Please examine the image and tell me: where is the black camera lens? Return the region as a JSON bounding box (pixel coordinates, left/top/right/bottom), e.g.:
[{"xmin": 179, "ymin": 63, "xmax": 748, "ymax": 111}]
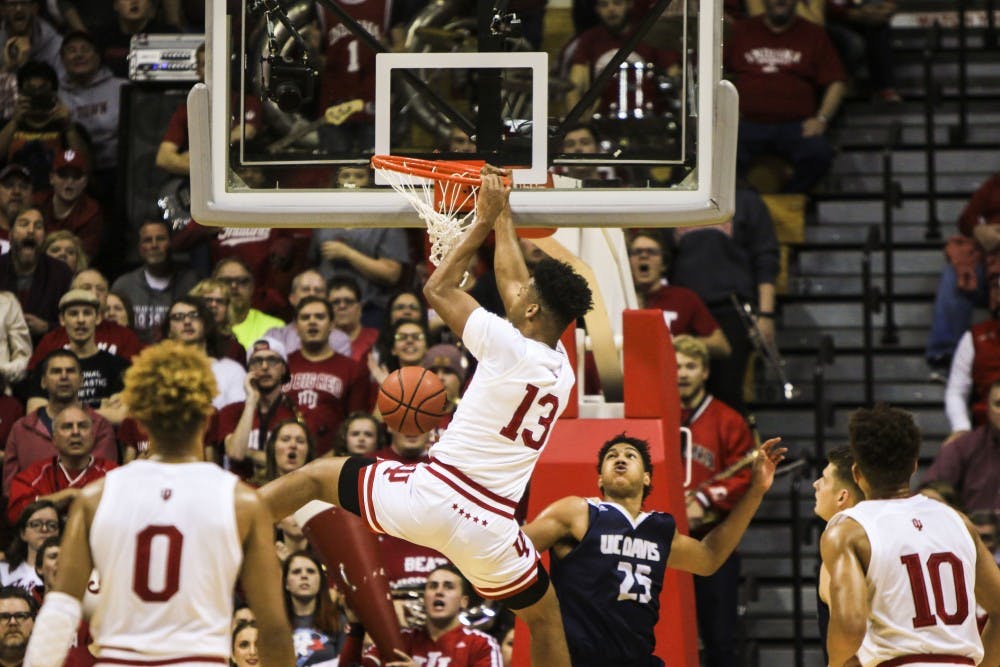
[{"xmin": 272, "ymin": 81, "xmax": 303, "ymax": 113}]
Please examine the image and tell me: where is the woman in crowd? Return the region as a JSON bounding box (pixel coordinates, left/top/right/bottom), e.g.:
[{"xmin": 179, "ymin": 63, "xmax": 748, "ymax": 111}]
[
  {"xmin": 104, "ymin": 291, "xmax": 135, "ymax": 328},
  {"xmin": 190, "ymin": 278, "xmax": 246, "ymax": 364},
  {"xmin": 283, "ymin": 550, "xmax": 344, "ymax": 666},
  {"xmin": 42, "ymin": 230, "xmax": 88, "ymax": 274},
  {"xmin": 333, "ymin": 411, "xmax": 382, "ymax": 456},
  {"xmin": 0, "ymin": 501, "xmax": 60, "ymax": 590},
  {"xmin": 230, "ymin": 619, "xmax": 259, "ymax": 667},
  {"xmin": 260, "ymin": 418, "xmax": 314, "ymax": 485}
]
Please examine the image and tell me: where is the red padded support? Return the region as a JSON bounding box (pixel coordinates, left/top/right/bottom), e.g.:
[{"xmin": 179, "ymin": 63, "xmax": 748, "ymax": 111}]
[{"xmin": 511, "ymin": 310, "xmax": 698, "ymax": 667}]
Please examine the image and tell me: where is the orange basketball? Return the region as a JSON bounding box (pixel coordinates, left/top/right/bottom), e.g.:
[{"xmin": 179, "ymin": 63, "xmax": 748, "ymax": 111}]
[{"xmin": 377, "ymin": 366, "xmax": 449, "ymax": 436}]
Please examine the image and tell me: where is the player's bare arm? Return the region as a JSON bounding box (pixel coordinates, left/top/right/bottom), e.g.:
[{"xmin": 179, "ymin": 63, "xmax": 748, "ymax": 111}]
[
  {"xmin": 667, "ymin": 438, "xmax": 785, "ymax": 576},
  {"xmin": 820, "ymin": 514, "xmax": 870, "ymax": 667},
  {"xmin": 964, "ymin": 513, "xmax": 1000, "ymax": 666},
  {"xmin": 257, "ymin": 457, "xmax": 347, "ymax": 522},
  {"xmin": 523, "ymin": 495, "xmax": 590, "ymax": 557},
  {"xmin": 235, "ymin": 483, "xmax": 296, "ymax": 667},
  {"xmin": 422, "ymin": 167, "xmax": 505, "ymax": 337},
  {"xmin": 483, "ymin": 165, "xmax": 532, "ymax": 313}
]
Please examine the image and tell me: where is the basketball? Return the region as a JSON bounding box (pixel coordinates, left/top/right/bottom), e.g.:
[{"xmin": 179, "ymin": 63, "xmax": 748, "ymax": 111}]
[{"xmin": 377, "ymin": 366, "xmax": 449, "ymax": 436}]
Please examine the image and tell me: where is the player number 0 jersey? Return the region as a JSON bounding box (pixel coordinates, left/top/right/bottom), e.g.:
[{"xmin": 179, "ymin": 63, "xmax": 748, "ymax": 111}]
[{"xmin": 88, "ymin": 461, "xmax": 243, "ymax": 662}]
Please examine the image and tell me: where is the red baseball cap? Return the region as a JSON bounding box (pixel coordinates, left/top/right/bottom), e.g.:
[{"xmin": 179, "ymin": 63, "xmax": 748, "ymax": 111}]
[{"xmin": 52, "ymin": 149, "xmax": 86, "ymax": 173}]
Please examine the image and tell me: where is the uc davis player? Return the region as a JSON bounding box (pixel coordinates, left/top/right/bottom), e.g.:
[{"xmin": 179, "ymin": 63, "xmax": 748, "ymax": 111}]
[{"xmin": 524, "ymin": 433, "xmax": 785, "ymax": 667}]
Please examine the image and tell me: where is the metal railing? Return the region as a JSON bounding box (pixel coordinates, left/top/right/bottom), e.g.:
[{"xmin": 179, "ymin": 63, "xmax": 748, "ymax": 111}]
[
  {"xmin": 881, "ymin": 123, "xmax": 903, "ymax": 345},
  {"xmin": 862, "ymin": 225, "xmax": 883, "ymax": 407},
  {"xmin": 922, "ymin": 23, "xmax": 942, "ymax": 241}
]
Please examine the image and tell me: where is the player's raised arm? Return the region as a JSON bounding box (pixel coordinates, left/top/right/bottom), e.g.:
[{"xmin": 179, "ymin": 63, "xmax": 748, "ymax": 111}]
[
  {"xmin": 820, "ymin": 514, "xmax": 869, "ymax": 666},
  {"xmin": 523, "ymin": 496, "xmax": 590, "ymax": 553},
  {"xmin": 667, "ymin": 438, "xmax": 785, "ymax": 576},
  {"xmin": 486, "ymin": 166, "xmax": 531, "ymax": 314},
  {"xmin": 24, "ymin": 482, "xmax": 101, "ymax": 667},
  {"xmin": 235, "ymin": 484, "xmax": 296, "ymax": 667},
  {"xmin": 423, "ymin": 167, "xmax": 507, "ymax": 338}
]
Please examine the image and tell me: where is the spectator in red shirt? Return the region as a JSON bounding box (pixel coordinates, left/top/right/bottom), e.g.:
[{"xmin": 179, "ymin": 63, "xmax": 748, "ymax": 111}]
[
  {"xmin": 219, "ymin": 337, "xmax": 300, "ymax": 481},
  {"xmin": 28, "ymin": 268, "xmax": 143, "ymax": 370},
  {"xmin": 35, "ymin": 148, "xmax": 101, "ymax": 259},
  {"xmin": 374, "ymin": 427, "xmax": 431, "ymax": 465},
  {"xmin": 261, "ymin": 418, "xmax": 314, "ymax": 486},
  {"xmin": 7, "ymin": 404, "xmax": 116, "ymax": 523},
  {"xmin": 329, "ymin": 276, "xmax": 379, "ymax": 364},
  {"xmin": 725, "ymin": 0, "xmax": 847, "ymax": 193},
  {"xmin": 342, "ymin": 564, "xmax": 502, "ymax": 667},
  {"xmin": 3, "ymin": 349, "xmax": 118, "ymax": 496},
  {"xmin": 629, "ymin": 232, "xmax": 730, "ymax": 358},
  {"xmin": 674, "ymin": 335, "xmax": 754, "ymax": 667},
  {"xmin": 565, "ymin": 0, "xmax": 680, "ymax": 118},
  {"xmin": 285, "ymin": 296, "xmax": 369, "ymax": 456}
]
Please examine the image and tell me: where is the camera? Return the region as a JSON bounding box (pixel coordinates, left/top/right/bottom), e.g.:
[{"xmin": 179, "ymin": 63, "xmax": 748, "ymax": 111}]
[{"xmin": 262, "ymin": 55, "xmax": 317, "ymax": 113}]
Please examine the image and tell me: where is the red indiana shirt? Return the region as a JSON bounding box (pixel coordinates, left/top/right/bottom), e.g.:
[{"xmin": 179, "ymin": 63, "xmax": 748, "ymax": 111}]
[
  {"xmin": 7, "ymin": 455, "xmax": 116, "ymax": 523},
  {"xmin": 118, "ymin": 414, "xmax": 217, "ymax": 461},
  {"xmin": 285, "ymin": 351, "xmax": 370, "ymax": 455},
  {"xmin": 644, "ymin": 283, "xmax": 720, "ymax": 337},
  {"xmin": 377, "ymin": 533, "xmax": 450, "ymax": 592},
  {"xmin": 35, "ymin": 190, "xmax": 104, "ymax": 260},
  {"xmin": 681, "ymin": 395, "xmax": 754, "ymax": 522},
  {"xmin": 356, "ymin": 624, "xmax": 502, "ymax": 667},
  {"xmin": 213, "ymin": 396, "xmax": 299, "ymax": 480},
  {"xmin": 724, "ymin": 15, "xmax": 846, "ymax": 123},
  {"xmin": 317, "ymin": 0, "xmax": 393, "ymax": 122}
]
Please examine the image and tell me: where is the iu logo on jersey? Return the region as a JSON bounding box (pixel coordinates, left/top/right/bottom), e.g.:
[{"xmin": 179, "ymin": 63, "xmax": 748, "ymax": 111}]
[
  {"xmin": 162, "ymin": 489, "xmax": 172, "ymax": 501},
  {"xmin": 912, "ymin": 518, "xmax": 923, "ymax": 531}
]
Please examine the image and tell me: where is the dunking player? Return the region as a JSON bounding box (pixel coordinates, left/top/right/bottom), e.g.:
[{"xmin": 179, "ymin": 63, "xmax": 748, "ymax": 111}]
[
  {"xmin": 24, "ymin": 341, "xmax": 294, "ymax": 667},
  {"xmin": 260, "ymin": 166, "xmax": 593, "ymax": 666},
  {"xmin": 523, "ymin": 433, "xmax": 785, "ymax": 666},
  {"xmin": 823, "ymin": 403, "xmax": 1000, "ymax": 667}
]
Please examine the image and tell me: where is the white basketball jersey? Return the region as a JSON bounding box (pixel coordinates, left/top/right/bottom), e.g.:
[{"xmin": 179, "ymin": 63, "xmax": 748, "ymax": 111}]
[
  {"xmin": 429, "ymin": 308, "xmax": 575, "ymax": 500},
  {"xmin": 89, "ymin": 461, "xmax": 243, "ymax": 662},
  {"xmin": 840, "ymin": 494, "xmax": 983, "ymax": 667}
]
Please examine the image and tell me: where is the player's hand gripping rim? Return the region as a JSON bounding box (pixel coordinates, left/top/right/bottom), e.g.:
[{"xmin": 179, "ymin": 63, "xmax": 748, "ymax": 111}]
[{"xmin": 476, "ymin": 165, "xmax": 512, "ymax": 226}]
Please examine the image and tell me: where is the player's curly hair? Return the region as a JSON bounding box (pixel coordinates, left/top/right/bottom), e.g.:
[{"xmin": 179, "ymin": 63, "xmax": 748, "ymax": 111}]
[
  {"xmin": 848, "ymin": 403, "xmax": 921, "ymax": 492},
  {"xmin": 532, "ymin": 258, "xmax": 593, "ymax": 332},
  {"xmin": 597, "ymin": 433, "xmax": 654, "ymax": 499},
  {"xmin": 121, "ymin": 340, "xmax": 217, "ymax": 450}
]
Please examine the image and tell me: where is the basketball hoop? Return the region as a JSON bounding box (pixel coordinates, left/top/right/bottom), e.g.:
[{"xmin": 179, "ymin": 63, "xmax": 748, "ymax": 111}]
[{"xmin": 371, "ymin": 155, "xmax": 492, "ymax": 268}]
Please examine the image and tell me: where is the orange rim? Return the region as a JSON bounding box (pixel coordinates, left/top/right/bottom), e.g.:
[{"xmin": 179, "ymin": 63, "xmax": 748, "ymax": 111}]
[{"xmin": 371, "ymin": 155, "xmax": 485, "ymax": 187}]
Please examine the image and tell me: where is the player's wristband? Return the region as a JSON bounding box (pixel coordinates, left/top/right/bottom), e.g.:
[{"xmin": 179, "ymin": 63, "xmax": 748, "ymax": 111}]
[{"xmin": 24, "ymin": 591, "xmax": 81, "ymax": 667}]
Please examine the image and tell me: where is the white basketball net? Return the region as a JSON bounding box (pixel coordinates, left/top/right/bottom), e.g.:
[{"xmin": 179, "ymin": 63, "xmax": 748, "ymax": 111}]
[{"xmin": 374, "ymin": 167, "xmax": 479, "ymax": 267}]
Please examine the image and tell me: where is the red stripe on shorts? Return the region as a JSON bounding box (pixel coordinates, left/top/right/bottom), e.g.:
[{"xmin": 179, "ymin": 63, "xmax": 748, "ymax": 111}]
[
  {"xmin": 429, "ymin": 459, "xmax": 519, "ymax": 512},
  {"xmin": 361, "ymin": 463, "xmax": 386, "ymax": 534},
  {"xmin": 96, "ymin": 656, "xmax": 226, "ymax": 665},
  {"xmin": 426, "ymin": 464, "xmax": 516, "ymax": 519},
  {"xmin": 878, "ymin": 656, "xmax": 976, "ymax": 666}
]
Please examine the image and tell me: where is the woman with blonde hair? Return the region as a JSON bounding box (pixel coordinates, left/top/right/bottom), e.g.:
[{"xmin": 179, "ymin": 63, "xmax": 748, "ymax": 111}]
[{"xmin": 42, "ymin": 230, "xmax": 88, "ymax": 274}]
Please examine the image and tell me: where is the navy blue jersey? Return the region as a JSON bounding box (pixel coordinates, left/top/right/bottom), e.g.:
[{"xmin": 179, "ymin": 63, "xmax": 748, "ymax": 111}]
[{"xmin": 551, "ymin": 500, "xmax": 676, "ymax": 667}]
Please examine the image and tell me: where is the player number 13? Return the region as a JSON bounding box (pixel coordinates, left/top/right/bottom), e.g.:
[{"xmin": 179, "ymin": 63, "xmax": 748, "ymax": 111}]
[{"xmin": 499, "ymin": 384, "xmax": 560, "ymax": 450}]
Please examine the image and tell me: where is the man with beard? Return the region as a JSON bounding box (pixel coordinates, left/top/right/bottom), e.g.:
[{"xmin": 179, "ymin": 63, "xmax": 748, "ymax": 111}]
[
  {"xmin": 7, "ymin": 404, "xmax": 116, "ymax": 523},
  {"xmin": 566, "ymin": 0, "xmax": 680, "ymax": 117},
  {"xmin": 0, "ymin": 207, "xmax": 72, "ymax": 339},
  {"xmin": 36, "ymin": 149, "xmax": 102, "ymax": 261},
  {"xmin": 673, "ymin": 335, "xmax": 755, "ymax": 667},
  {"xmin": 0, "ymin": 586, "xmax": 35, "ymax": 667},
  {"xmin": 218, "ymin": 337, "xmax": 299, "ymax": 481},
  {"xmin": 24, "ymin": 290, "xmax": 129, "ymax": 417},
  {"xmin": 725, "ymin": 0, "xmax": 847, "ymax": 193},
  {"xmin": 3, "ymin": 349, "xmax": 118, "ymax": 496},
  {"xmin": 0, "ymin": 163, "xmax": 32, "ymax": 252},
  {"xmin": 0, "ymin": 0, "xmax": 62, "ymax": 73},
  {"xmin": 111, "ymin": 219, "xmax": 198, "ymax": 342},
  {"xmin": 285, "ymin": 296, "xmax": 368, "ymax": 456}
]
